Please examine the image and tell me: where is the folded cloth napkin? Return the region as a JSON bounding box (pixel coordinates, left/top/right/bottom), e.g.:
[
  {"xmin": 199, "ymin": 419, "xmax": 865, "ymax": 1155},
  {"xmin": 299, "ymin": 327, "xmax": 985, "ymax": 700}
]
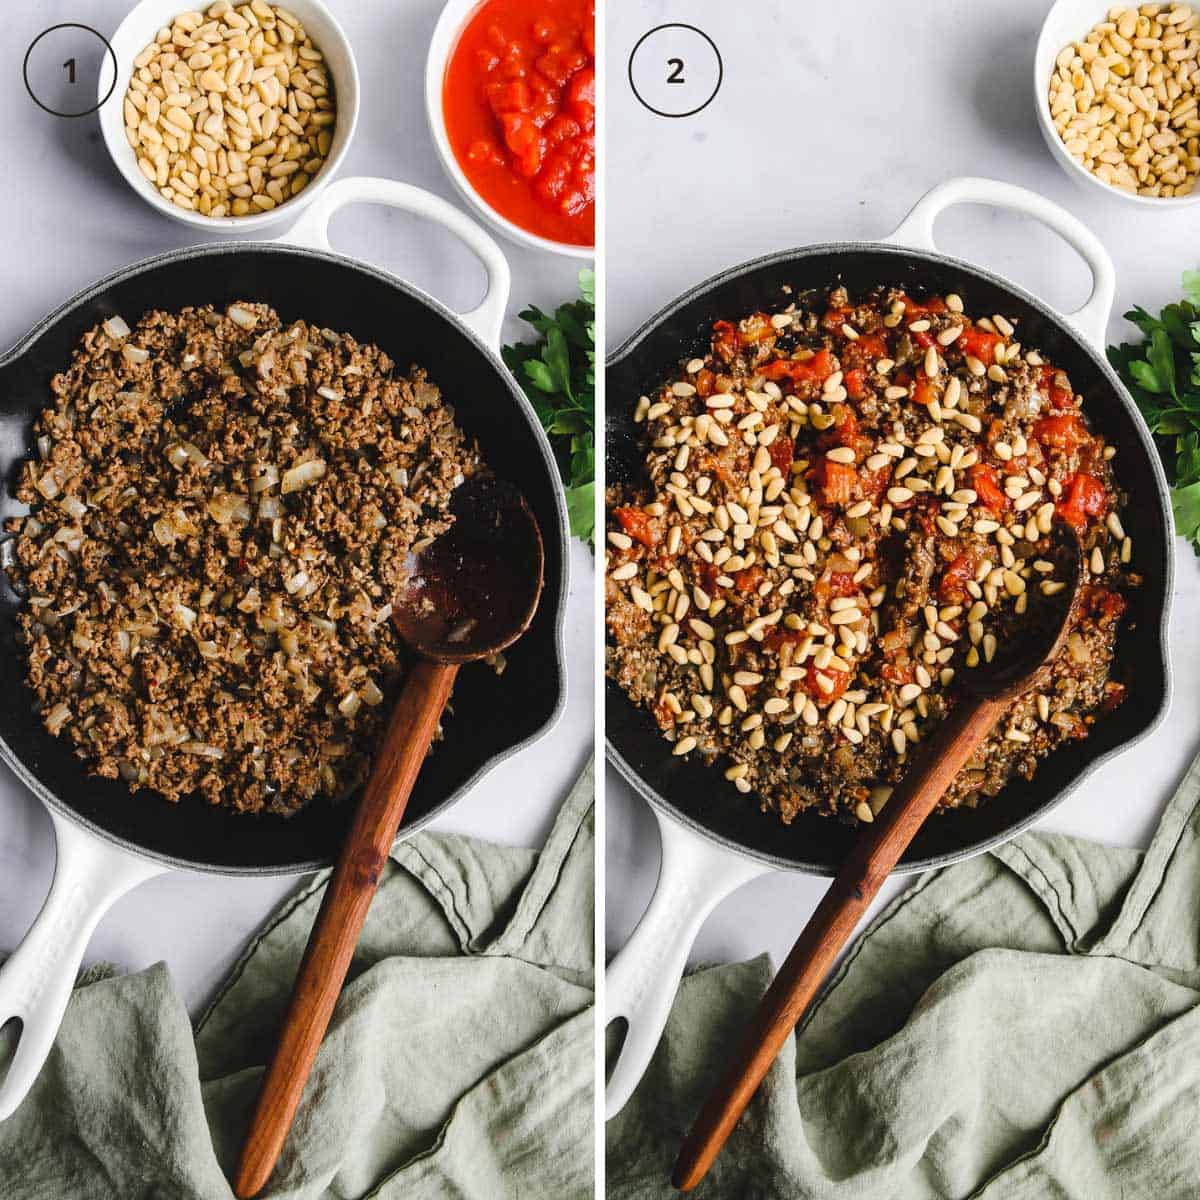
[
  {"xmin": 608, "ymin": 752, "xmax": 1200, "ymax": 1199},
  {"xmin": 0, "ymin": 763, "xmax": 594, "ymax": 1200}
]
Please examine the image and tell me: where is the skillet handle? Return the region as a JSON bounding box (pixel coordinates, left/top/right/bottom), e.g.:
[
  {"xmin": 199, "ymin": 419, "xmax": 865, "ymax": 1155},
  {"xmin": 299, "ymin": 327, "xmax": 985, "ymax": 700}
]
[
  {"xmin": 883, "ymin": 176, "xmax": 1116, "ymax": 351},
  {"xmin": 605, "ymin": 807, "xmax": 771, "ymax": 1120},
  {"xmin": 275, "ymin": 176, "xmax": 512, "ymax": 350},
  {"xmin": 0, "ymin": 811, "xmax": 164, "ymax": 1121}
]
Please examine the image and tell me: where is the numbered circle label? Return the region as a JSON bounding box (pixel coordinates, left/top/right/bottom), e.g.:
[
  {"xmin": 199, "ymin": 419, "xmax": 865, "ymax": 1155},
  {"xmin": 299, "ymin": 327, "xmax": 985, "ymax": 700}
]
[
  {"xmin": 24, "ymin": 24, "xmax": 117, "ymax": 118},
  {"xmin": 628, "ymin": 24, "xmax": 722, "ymax": 118}
]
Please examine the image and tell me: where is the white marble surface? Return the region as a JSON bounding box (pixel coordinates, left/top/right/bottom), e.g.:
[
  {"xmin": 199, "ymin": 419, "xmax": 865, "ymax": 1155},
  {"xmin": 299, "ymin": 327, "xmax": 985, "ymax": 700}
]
[
  {"xmin": 605, "ymin": 0, "xmax": 1200, "ymax": 972},
  {"xmin": 0, "ymin": 0, "xmax": 593, "ymax": 1013}
]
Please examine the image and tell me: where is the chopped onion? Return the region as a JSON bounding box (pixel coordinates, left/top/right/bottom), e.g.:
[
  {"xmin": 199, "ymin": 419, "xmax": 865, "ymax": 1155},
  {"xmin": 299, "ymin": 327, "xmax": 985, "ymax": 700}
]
[
  {"xmin": 338, "ymin": 690, "xmax": 361, "ymax": 718},
  {"xmin": 256, "ymin": 351, "xmax": 276, "ymax": 379},
  {"xmin": 37, "ymin": 436, "xmax": 51, "ymax": 460},
  {"xmin": 281, "ymin": 458, "xmax": 326, "ymax": 494},
  {"xmin": 122, "ymin": 344, "xmax": 149, "ymax": 365},
  {"xmin": 227, "ymin": 305, "xmax": 258, "ymax": 330},
  {"xmin": 371, "ymin": 603, "xmax": 392, "ymax": 627},
  {"xmin": 181, "ymin": 742, "xmax": 224, "ymax": 759},
  {"xmin": 207, "ymin": 494, "xmax": 251, "ymax": 525},
  {"xmin": 45, "ymin": 702, "xmax": 72, "ymax": 735},
  {"xmin": 257, "ymin": 496, "xmax": 282, "ymax": 520},
  {"xmin": 316, "ymin": 386, "xmax": 343, "ymax": 401},
  {"xmin": 35, "ymin": 469, "xmax": 61, "ymax": 500},
  {"xmin": 361, "ymin": 679, "xmax": 383, "ymax": 706},
  {"xmin": 196, "ymin": 640, "xmax": 219, "ymax": 659},
  {"xmin": 174, "ymin": 604, "xmax": 197, "ymax": 629},
  {"xmin": 237, "ymin": 587, "xmax": 261, "ymax": 613},
  {"xmin": 165, "ymin": 442, "xmax": 190, "ymax": 469},
  {"xmin": 388, "ymin": 466, "xmax": 409, "ymax": 488},
  {"xmin": 278, "ymin": 629, "xmax": 300, "ymax": 657},
  {"xmin": 250, "ymin": 465, "xmax": 280, "ymax": 494},
  {"xmin": 283, "ymin": 569, "xmax": 308, "ymax": 595},
  {"xmin": 60, "ymin": 495, "xmax": 87, "ymax": 521},
  {"xmin": 103, "ymin": 315, "xmax": 130, "ymax": 340}
]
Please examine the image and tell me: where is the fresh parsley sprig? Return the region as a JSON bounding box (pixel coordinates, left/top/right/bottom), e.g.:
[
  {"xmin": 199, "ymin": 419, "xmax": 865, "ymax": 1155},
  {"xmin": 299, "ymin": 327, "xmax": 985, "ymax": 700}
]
[
  {"xmin": 502, "ymin": 268, "xmax": 595, "ymax": 544},
  {"xmin": 1108, "ymin": 269, "xmax": 1200, "ymax": 553}
]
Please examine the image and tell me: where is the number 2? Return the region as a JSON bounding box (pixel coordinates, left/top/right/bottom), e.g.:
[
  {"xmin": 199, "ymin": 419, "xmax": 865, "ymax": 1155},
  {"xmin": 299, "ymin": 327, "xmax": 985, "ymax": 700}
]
[
  {"xmin": 62, "ymin": 57, "xmax": 76, "ymax": 84},
  {"xmin": 667, "ymin": 57, "xmax": 684, "ymax": 84}
]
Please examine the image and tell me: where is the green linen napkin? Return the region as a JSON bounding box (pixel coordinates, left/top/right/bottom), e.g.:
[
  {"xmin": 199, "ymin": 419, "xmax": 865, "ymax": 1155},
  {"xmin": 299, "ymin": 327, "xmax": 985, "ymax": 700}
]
[
  {"xmin": 608, "ymin": 753, "xmax": 1200, "ymax": 1199},
  {"xmin": 0, "ymin": 763, "xmax": 594, "ymax": 1200}
]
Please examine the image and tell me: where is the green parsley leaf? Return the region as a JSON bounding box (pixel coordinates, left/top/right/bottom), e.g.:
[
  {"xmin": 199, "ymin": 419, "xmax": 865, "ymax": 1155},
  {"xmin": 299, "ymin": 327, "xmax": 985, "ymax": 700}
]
[
  {"xmin": 503, "ymin": 268, "xmax": 596, "ymax": 545},
  {"xmin": 1110, "ymin": 269, "xmax": 1200, "ymax": 555}
]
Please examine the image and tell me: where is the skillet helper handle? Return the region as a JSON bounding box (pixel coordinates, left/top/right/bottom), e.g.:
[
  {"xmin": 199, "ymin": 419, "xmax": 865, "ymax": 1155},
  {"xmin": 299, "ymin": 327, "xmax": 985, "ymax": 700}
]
[
  {"xmin": 605, "ymin": 808, "xmax": 772, "ymax": 1121},
  {"xmin": 883, "ymin": 175, "xmax": 1116, "ymax": 350},
  {"xmin": 234, "ymin": 658, "xmax": 458, "ymax": 1199},
  {"xmin": 0, "ymin": 813, "xmax": 164, "ymax": 1121},
  {"xmin": 672, "ymin": 692, "xmax": 1009, "ymax": 1192},
  {"xmin": 275, "ymin": 175, "xmax": 512, "ymax": 349}
]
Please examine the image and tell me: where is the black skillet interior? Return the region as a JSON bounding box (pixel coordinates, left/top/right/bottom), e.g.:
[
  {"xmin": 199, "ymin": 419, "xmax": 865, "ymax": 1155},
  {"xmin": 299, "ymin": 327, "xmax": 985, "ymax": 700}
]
[
  {"xmin": 0, "ymin": 244, "xmax": 566, "ymax": 875},
  {"xmin": 606, "ymin": 245, "xmax": 1172, "ymax": 876}
]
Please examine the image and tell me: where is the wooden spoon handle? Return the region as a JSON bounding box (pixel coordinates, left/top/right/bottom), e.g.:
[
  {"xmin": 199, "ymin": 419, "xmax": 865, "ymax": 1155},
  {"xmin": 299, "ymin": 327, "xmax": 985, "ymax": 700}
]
[
  {"xmin": 233, "ymin": 658, "xmax": 459, "ymax": 1199},
  {"xmin": 672, "ymin": 692, "xmax": 1008, "ymax": 1192}
]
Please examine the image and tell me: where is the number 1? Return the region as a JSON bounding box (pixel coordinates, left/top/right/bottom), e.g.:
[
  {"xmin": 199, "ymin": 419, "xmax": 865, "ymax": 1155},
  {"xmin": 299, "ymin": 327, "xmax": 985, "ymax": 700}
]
[{"xmin": 62, "ymin": 58, "xmax": 76, "ymax": 84}]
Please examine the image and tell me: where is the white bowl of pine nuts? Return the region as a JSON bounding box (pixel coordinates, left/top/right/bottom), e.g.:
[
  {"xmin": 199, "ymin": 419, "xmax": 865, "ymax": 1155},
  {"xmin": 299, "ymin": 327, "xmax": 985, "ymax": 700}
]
[
  {"xmin": 1036, "ymin": 0, "xmax": 1200, "ymax": 204},
  {"xmin": 100, "ymin": 0, "xmax": 358, "ymax": 229}
]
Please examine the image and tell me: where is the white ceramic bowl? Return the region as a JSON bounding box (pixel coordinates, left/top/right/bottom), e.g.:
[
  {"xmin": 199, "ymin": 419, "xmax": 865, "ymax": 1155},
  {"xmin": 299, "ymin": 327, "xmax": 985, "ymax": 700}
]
[
  {"xmin": 425, "ymin": 0, "xmax": 593, "ymax": 259},
  {"xmin": 99, "ymin": 0, "xmax": 359, "ymax": 231},
  {"xmin": 1035, "ymin": 0, "xmax": 1200, "ymax": 207}
]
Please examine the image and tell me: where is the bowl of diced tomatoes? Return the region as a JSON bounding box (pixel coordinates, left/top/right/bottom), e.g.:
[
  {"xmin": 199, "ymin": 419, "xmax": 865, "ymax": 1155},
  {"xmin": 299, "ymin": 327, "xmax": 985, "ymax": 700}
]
[{"xmin": 426, "ymin": 0, "xmax": 595, "ymax": 257}]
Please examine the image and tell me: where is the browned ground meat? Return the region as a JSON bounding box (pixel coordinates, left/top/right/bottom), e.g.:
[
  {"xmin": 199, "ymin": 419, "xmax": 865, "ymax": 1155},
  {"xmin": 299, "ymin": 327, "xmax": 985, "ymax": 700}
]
[
  {"xmin": 9, "ymin": 302, "xmax": 482, "ymax": 815},
  {"xmin": 606, "ymin": 286, "xmax": 1136, "ymax": 826}
]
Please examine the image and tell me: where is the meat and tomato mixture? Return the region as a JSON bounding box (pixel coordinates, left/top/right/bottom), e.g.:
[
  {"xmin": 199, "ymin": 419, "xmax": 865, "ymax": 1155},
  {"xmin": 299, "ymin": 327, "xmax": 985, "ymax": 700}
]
[
  {"xmin": 9, "ymin": 303, "xmax": 481, "ymax": 815},
  {"xmin": 605, "ymin": 287, "xmax": 1135, "ymax": 825}
]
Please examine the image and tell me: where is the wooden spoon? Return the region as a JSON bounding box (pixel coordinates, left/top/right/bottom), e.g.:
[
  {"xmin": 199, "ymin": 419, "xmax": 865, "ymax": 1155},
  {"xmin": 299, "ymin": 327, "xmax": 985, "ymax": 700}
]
[
  {"xmin": 672, "ymin": 524, "xmax": 1085, "ymax": 1192},
  {"xmin": 234, "ymin": 477, "xmax": 544, "ymax": 1199}
]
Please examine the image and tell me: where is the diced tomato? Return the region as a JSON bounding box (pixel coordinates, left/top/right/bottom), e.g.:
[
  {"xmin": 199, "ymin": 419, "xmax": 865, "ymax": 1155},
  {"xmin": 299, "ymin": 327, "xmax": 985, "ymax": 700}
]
[
  {"xmin": 841, "ymin": 334, "xmax": 888, "ymax": 368},
  {"xmin": 733, "ymin": 565, "xmax": 765, "ymax": 594},
  {"xmin": 911, "ymin": 328, "xmax": 935, "ymax": 349},
  {"xmin": 1056, "ymin": 472, "xmax": 1106, "ymax": 528},
  {"xmin": 805, "ymin": 664, "xmax": 850, "ymax": 705},
  {"xmin": 912, "ymin": 374, "xmax": 937, "ymax": 407},
  {"xmin": 814, "ymin": 571, "xmax": 860, "ymax": 601},
  {"xmin": 958, "ymin": 326, "xmax": 1003, "ymax": 367},
  {"xmin": 1034, "ymin": 413, "xmax": 1090, "ymax": 451},
  {"xmin": 829, "ymin": 404, "xmax": 860, "ymax": 450},
  {"xmin": 881, "ymin": 657, "xmax": 916, "ymax": 686},
  {"xmin": 768, "ymin": 436, "xmax": 794, "ymax": 474},
  {"xmin": 1099, "ymin": 679, "xmax": 1127, "ymax": 715},
  {"xmin": 939, "ymin": 550, "xmax": 976, "ymax": 604},
  {"xmin": 566, "ymin": 66, "xmax": 594, "ymax": 115},
  {"xmin": 844, "ymin": 367, "xmax": 867, "ymax": 399},
  {"xmin": 487, "ymin": 80, "xmax": 531, "ymax": 113},
  {"xmin": 861, "ymin": 467, "xmax": 890, "ymax": 503},
  {"xmin": 739, "ymin": 312, "xmax": 775, "ymax": 345},
  {"xmin": 814, "ymin": 459, "xmax": 858, "ymax": 506},
  {"xmin": 712, "ymin": 320, "xmax": 740, "ymax": 362},
  {"xmin": 613, "ymin": 506, "xmax": 659, "ymax": 548},
  {"xmin": 760, "ymin": 348, "xmax": 835, "ymax": 385},
  {"xmin": 898, "ymin": 293, "xmax": 947, "ymax": 321},
  {"xmin": 1039, "ymin": 365, "xmax": 1075, "ymax": 410},
  {"xmin": 821, "ymin": 305, "xmax": 854, "ymax": 333},
  {"xmin": 970, "ymin": 463, "xmax": 1007, "ymax": 514}
]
